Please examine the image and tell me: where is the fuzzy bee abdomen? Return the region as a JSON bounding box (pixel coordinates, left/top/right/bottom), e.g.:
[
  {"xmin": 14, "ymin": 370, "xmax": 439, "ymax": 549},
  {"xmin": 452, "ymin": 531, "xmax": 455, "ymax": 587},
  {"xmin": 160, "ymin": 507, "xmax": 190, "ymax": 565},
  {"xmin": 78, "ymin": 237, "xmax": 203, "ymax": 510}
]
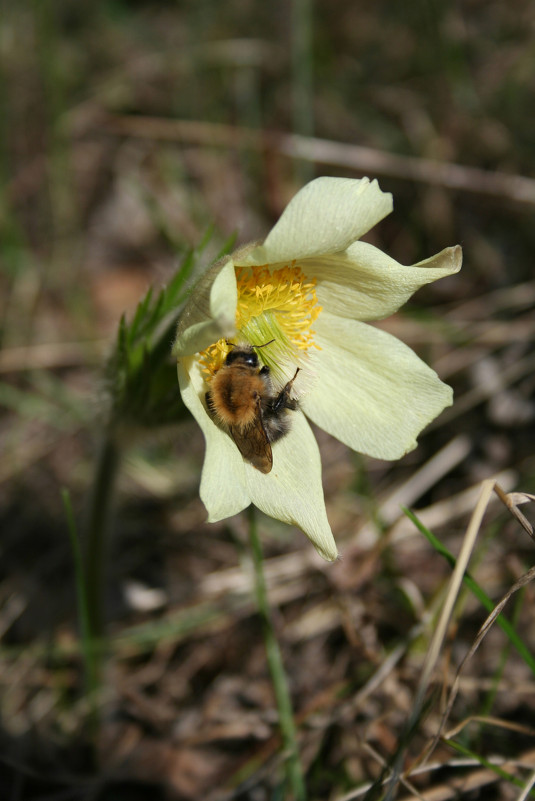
[{"xmin": 210, "ymin": 368, "xmax": 265, "ymax": 428}]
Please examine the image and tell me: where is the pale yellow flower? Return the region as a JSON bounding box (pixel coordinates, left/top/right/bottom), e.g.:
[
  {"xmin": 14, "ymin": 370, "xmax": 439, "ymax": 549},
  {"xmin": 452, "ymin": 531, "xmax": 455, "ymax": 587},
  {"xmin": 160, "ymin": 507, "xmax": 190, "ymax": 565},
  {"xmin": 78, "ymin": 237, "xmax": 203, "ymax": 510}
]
[{"xmin": 173, "ymin": 177, "xmax": 462, "ymax": 561}]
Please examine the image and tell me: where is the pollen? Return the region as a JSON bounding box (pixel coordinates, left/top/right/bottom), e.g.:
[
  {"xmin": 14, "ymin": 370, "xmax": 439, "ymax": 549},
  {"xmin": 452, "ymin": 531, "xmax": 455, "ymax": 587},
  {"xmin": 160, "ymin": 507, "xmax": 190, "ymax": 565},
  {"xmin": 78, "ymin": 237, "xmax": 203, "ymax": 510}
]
[
  {"xmin": 199, "ymin": 338, "xmax": 233, "ymax": 378},
  {"xmin": 200, "ymin": 262, "xmax": 322, "ymax": 380}
]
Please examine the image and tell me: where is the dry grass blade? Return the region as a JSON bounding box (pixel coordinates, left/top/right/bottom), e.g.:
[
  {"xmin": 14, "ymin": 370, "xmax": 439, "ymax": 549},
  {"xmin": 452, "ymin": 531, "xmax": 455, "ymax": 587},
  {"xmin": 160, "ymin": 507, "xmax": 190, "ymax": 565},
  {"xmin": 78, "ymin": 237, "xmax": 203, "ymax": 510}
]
[
  {"xmin": 495, "ymin": 485, "xmax": 535, "ymax": 541},
  {"xmin": 361, "ymin": 742, "xmax": 427, "ymax": 801},
  {"xmin": 517, "ymin": 769, "xmax": 535, "ymax": 801},
  {"xmin": 416, "ymin": 479, "xmax": 535, "ymax": 765},
  {"xmin": 508, "ymin": 493, "xmax": 535, "ymax": 506},
  {"xmin": 353, "ymin": 436, "xmax": 474, "ymax": 549},
  {"xmin": 398, "ymin": 750, "xmax": 535, "ymax": 801},
  {"xmin": 390, "ymin": 470, "xmax": 516, "ymax": 543},
  {"xmin": 378, "ymin": 436, "xmax": 471, "ymax": 526},
  {"xmin": 338, "ymin": 750, "xmax": 535, "ymax": 801},
  {"xmin": 381, "ymin": 480, "xmax": 497, "ymax": 800},
  {"xmin": 444, "ymin": 714, "xmax": 535, "ymax": 741},
  {"xmin": 416, "ymin": 480, "xmax": 496, "ymax": 710},
  {"xmin": 434, "ymin": 563, "xmax": 535, "ymax": 750},
  {"xmin": 438, "ymin": 351, "xmax": 535, "ymax": 426}
]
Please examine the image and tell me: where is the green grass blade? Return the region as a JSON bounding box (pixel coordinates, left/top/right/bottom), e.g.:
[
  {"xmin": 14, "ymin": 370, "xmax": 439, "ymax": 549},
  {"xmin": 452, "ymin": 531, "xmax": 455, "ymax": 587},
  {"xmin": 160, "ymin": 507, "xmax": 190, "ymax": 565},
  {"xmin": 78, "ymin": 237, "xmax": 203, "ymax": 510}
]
[{"xmin": 445, "ymin": 738, "xmax": 535, "ymax": 796}]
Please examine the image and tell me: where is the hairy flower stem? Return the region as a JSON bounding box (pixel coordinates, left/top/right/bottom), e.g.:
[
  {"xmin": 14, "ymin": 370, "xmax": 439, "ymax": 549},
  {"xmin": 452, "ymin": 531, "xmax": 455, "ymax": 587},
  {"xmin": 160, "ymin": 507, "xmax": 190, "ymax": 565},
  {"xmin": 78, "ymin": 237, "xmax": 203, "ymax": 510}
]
[
  {"xmin": 247, "ymin": 507, "xmax": 307, "ymax": 800},
  {"xmin": 84, "ymin": 430, "xmax": 121, "ymax": 678}
]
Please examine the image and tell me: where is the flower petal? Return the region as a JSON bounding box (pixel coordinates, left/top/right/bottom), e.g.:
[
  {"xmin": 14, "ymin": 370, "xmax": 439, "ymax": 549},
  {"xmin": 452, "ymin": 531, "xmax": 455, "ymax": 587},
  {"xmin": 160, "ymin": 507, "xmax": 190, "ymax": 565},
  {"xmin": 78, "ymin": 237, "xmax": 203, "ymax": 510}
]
[
  {"xmin": 303, "ymin": 312, "xmax": 453, "ymax": 459},
  {"xmin": 244, "ymin": 411, "xmax": 337, "ymax": 561},
  {"xmin": 178, "ymin": 359, "xmax": 250, "ymax": 518},
  {"xmin": 178, "ymin": 359, "xmax": 337, "ymax": 560},
  {"xmin": 173, "ymin": 258, "xmax": 237, "ymax": 357},
  {"xmin": 304, "ymin": 243, "xmax": 462, "ymax": 321},
  {"xmin": 240, "ymin": 177, "xmax": 393, "ymax": 266}
]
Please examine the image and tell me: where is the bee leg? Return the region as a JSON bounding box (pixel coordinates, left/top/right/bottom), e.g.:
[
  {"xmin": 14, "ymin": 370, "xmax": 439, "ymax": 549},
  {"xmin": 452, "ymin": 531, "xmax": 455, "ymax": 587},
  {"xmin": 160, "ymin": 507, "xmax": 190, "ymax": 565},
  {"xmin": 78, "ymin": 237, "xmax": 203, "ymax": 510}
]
[
  {"xmin": 270, "ymin": 368, "xmax": 301, "ymax": 414},
  {"xmin": 261, "ymin": 368, "xmax": 300, "ymax": 443}
]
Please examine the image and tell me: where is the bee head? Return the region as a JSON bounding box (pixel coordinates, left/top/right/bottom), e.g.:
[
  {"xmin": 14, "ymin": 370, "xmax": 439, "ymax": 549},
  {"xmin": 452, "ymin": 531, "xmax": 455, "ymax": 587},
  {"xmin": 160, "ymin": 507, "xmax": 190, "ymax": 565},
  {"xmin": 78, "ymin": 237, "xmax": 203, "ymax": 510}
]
[
  {"xmin": 224, "ymin": 339, "xmax": 275, "ymax": 369},
  {"xmin": 225, "ymin": 347, "xmax": 259, "ymax": 368}
]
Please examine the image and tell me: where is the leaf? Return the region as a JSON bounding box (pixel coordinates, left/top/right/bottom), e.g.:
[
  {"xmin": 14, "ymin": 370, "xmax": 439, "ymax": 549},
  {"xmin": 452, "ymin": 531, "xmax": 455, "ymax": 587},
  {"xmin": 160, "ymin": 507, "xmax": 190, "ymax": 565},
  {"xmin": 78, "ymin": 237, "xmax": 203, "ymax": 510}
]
[{"xmin": 105, "ymin": 233, "xmax": 215, "ymax": 428}]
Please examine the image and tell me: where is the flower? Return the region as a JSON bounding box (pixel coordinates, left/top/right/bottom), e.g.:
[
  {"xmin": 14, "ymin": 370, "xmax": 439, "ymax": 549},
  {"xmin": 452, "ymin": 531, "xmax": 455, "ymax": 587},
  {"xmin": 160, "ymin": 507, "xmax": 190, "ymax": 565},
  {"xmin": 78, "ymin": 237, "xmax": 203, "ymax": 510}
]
[{"xmin": 173, "ymin": 177, "xmax": 462, "ymax": 561}]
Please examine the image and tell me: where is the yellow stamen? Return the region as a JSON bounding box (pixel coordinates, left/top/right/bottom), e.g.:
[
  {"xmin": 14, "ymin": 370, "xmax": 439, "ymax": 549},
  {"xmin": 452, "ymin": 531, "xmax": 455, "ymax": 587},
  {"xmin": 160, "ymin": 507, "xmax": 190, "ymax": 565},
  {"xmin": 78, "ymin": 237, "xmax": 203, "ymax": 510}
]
[{"xmin": 199, "ymin": 262, "xmax": 322, "ymax": 380}]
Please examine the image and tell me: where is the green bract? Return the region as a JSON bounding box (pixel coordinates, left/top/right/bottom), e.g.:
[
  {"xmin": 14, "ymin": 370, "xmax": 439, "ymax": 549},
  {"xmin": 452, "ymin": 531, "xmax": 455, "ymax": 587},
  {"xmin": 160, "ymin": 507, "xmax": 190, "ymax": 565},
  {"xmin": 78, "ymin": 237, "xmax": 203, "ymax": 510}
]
[{"xmin": 173, "ymin": 177, "xmax": 462, "ymax": 561}]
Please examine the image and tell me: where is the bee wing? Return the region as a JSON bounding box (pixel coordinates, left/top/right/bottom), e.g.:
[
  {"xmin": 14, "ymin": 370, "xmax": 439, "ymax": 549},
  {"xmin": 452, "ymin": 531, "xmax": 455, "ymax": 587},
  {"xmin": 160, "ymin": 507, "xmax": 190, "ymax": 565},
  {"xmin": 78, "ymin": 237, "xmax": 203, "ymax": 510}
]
[{"xmin": 229, "ymin": 397, "xmax": 273, "ymax": 474}]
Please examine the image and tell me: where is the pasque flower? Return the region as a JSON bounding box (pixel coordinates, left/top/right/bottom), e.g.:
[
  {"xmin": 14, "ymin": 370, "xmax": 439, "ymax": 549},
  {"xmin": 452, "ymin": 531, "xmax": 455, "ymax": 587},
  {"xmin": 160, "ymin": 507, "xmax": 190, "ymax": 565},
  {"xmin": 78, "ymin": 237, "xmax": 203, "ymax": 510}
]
[{"xmin": 173, "ymin": 177, "xmax": 462, "ymax": 561}]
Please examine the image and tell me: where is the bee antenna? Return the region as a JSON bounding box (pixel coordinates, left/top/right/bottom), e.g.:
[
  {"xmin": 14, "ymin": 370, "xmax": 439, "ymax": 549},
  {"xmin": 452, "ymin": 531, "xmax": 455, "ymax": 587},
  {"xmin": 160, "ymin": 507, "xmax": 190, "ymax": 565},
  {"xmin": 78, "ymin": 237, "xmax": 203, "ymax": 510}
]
[{"xmin": 252, "ymin": 339, "xmax": 275, "ymax": 350}]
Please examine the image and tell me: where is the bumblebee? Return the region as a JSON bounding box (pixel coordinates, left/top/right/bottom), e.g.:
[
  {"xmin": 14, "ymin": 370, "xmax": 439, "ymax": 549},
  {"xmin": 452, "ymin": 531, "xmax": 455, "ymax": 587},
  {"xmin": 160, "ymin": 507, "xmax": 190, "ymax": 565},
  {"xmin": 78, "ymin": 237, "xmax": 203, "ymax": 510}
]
[{"xmin": 205, "ymin": 345, "xmax": 300, "ymax": 474}]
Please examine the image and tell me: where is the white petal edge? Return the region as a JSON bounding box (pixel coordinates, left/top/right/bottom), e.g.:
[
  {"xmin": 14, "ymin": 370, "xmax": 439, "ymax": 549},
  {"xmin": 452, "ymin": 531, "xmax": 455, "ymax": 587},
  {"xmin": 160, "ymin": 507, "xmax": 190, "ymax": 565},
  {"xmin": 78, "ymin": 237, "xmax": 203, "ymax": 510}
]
[
  {"xmin": 173, "ymin": 258, "xmax": 237, "ymax": 357},
  {"xmin": 178, "ymin": 359, "xmax": 250, "ymax": 518},
  {"xmin": 304, "ymin": 243, "xmax": 462, "ymax": 321},
  {"xmin": 240, "ymin": 177, "xmax": 393, "ymax": 267},
  {"xmin": 244, "ymin": 411, "xmax": 338, "ymax": 561},
  {"xmin": 302, "ymin": 312, "xmax": 453, "ymax": 460}
]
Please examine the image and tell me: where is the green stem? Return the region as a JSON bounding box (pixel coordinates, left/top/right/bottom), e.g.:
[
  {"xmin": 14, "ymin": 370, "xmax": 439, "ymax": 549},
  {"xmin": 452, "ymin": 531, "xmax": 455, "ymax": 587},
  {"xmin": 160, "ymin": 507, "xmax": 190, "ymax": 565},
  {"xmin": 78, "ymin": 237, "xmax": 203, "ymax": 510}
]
[
  {"xmin": 62, "ymin": 489, "xmax": 99, "ymax": 729},
  {"xmin": 84, "ymin": 431, "xmax": 120, "ymax": 656},
  {"xmin": 247, "ymin": 507, "xmax": 307, "ymax": 800}
]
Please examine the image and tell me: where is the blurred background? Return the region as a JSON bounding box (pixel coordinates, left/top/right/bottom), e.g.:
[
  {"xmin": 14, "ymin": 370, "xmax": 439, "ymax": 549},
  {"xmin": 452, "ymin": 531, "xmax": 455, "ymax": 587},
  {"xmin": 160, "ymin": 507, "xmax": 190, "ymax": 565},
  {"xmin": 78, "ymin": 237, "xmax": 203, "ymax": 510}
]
[{"xmin": 1, "ymin": 1, "xmax": 535, "ymax": 799}]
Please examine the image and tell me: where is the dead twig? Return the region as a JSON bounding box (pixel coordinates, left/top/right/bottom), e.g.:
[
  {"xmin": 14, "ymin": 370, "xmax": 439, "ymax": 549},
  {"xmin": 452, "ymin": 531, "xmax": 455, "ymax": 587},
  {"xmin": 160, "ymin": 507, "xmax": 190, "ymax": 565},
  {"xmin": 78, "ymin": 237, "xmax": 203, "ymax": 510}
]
[{"xmin": 101, "ymin": 115, "xmax": 535, "ymax": 205}]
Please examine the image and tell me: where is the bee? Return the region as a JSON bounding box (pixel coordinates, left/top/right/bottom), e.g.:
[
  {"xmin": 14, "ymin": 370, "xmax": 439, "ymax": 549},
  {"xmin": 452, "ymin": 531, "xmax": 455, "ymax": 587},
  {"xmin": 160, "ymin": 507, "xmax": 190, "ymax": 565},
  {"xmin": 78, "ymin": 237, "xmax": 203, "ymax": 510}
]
[{"xmin": 205, "ymin": 343, "xmax": 300, "ymax": 474}]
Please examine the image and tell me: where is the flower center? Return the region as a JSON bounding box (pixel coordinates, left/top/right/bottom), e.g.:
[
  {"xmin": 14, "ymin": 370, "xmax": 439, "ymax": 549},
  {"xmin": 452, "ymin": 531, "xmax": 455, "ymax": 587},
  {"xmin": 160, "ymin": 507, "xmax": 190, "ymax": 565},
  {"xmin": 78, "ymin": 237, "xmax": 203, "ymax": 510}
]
[{"xmin": 200, "ymin": 263, "xmax": 321, "ymax": 383}]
